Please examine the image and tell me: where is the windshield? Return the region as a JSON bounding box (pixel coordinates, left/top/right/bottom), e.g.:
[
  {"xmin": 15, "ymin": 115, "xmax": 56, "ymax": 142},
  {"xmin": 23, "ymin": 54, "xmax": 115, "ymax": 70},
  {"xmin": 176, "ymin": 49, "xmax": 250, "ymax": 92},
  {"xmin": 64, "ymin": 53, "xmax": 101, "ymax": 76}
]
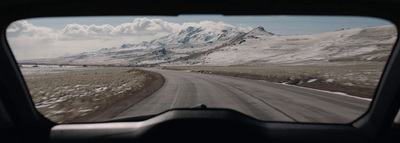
[{"xmin": 6, "ymin": 15, "xmax": 397, "ymax": 123}]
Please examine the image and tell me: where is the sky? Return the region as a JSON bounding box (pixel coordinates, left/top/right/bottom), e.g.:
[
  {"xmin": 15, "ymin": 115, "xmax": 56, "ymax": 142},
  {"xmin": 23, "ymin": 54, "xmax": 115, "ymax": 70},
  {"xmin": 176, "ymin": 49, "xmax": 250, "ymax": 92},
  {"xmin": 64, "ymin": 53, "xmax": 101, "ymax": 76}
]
[{"xmin": 6, "ymin": 15, "xmax": 393, "ymax": 60}]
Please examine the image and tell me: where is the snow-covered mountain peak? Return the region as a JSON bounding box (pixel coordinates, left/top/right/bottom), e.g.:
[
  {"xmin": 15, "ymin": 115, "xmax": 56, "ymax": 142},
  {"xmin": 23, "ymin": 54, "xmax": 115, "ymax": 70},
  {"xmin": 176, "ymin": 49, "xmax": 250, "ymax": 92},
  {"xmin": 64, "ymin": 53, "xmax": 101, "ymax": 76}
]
[
  {"xmin": 246, "ymin": 26, "xmax": 273, "ymax": 36},
  {"xmin": 178, "ymin": 26, "xmax": 203, "ymax": 36},
  {"xmin": 253, "ymin": 26, "xmax": 266, "ymax": 32},
  {"xmin": 37, "ymin": 22, "xmax": 245, "ymax": 66},
  {"xmin": 146, "ymin": 23, "xmax": 243, "ymax": 46}
]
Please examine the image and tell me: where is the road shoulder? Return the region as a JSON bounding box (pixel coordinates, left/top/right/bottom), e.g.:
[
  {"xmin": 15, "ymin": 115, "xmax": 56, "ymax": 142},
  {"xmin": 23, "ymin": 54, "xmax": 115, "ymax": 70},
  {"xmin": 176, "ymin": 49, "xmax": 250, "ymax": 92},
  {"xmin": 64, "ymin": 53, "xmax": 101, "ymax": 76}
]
[{"xmin": 70, "ymin": 69, "xmax": 165, "ymax": 122}]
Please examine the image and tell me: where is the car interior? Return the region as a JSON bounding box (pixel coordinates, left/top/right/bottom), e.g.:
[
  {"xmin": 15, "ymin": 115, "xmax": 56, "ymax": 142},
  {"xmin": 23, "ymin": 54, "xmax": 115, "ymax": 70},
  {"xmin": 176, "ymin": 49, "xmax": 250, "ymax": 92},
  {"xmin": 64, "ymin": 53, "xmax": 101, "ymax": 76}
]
[{"xmin": 1, "ymin": 0, "xmax": 400, "ymax": 142}]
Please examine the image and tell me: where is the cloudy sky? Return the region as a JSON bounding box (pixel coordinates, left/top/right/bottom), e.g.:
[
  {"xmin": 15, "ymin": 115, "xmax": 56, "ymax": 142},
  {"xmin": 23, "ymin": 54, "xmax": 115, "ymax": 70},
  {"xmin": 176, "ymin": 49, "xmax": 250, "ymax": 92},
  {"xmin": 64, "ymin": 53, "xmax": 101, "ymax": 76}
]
[{"xmin": 6, "ymin": 15, "xmax": 392, "ymax": 60}]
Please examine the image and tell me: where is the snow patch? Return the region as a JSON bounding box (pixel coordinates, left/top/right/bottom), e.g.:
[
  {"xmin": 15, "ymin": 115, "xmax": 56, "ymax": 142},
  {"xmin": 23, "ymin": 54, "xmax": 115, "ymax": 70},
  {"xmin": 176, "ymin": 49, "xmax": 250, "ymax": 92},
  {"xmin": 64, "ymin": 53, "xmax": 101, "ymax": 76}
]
[
  {"xmin": 95, "ymin": 86, "xmax": 108, "ymax": 93},
  {"xmin": 326, "ymin": 79, "xmax": 334, "ymax": 82},
  {"xmin": 78, "ymin": 109, "xmax": 93, "ymax": 113},
  {"xmin": 307, "ymin": 79, "xmax": 317, "ymax": 83}
]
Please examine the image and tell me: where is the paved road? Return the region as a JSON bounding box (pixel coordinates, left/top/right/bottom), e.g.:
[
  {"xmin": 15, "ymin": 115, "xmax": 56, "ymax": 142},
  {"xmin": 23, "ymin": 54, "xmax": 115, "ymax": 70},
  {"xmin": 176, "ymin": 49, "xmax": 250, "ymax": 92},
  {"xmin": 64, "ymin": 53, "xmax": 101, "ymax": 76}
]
[{"xmin": 114, "ymin": 68, "xmax": 370, "ymax": 123}]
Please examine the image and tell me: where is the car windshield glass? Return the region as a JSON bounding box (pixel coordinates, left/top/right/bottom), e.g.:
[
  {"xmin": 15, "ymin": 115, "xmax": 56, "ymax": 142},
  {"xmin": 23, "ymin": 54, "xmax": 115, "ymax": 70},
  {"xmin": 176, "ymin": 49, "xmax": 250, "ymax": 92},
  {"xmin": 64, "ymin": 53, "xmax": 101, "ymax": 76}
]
[{"xmin": 6, "ymin": 15, "xmax": 397, "ymax": 123}]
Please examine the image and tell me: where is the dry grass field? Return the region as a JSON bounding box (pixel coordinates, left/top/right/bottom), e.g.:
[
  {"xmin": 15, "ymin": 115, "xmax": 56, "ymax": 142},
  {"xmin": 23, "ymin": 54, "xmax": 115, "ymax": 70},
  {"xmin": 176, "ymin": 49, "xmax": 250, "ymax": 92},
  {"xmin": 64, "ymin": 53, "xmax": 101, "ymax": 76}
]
[
  {"xmin": 163, "ymin": 63, "xmax": 385, "ymax": 98},
  {"xmin": 21, "ymin": 66, "xmax": 150, "ymax": 123}
]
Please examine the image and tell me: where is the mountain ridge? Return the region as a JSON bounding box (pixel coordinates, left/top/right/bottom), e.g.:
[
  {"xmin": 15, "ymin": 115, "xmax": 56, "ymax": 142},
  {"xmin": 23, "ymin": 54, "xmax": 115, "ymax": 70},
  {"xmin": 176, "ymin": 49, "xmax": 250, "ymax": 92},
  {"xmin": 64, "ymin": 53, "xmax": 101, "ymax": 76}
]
[
  {"xmin": 21, "ymin": 25, "xmax": 397, "ymax": 66},
  {"xmin": 167, "ymin": 25, "xmax": 396, "ymax": 66}
]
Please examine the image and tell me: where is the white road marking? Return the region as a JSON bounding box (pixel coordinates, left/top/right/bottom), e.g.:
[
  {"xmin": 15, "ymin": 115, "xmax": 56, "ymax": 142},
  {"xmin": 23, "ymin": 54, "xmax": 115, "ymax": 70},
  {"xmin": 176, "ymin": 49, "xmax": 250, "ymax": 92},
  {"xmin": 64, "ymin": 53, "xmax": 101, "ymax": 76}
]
[
  {"xmin": 277, "ymin": 82, "xmax": 372, "ymax": 101},
  {"xmin": 170, "ymin": 83, "xmax": 181, "ymax": 109}
]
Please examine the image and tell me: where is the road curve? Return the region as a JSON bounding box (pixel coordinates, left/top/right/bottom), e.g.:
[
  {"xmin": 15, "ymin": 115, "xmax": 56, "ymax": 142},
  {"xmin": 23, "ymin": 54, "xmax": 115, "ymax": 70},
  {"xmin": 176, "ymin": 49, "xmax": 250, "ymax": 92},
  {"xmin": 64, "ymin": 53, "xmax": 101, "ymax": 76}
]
[{"xmin": 114, "ymin": 68, "xmax": 370, "ymax": 123}]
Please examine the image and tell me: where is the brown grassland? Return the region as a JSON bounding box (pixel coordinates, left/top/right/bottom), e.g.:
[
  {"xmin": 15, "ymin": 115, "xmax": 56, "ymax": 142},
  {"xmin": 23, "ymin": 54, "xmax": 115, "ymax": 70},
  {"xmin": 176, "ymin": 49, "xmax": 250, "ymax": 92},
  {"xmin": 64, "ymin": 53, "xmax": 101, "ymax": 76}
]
[{"xmin": 21, "ymin": 66, "xmax": 153, "ymax": 123}]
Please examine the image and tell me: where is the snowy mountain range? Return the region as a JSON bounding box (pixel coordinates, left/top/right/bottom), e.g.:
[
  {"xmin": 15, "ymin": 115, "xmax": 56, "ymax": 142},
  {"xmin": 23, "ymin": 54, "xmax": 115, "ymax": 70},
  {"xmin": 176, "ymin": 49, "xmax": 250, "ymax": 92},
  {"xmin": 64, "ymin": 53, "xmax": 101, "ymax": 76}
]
[
  {"xmin": 24, "ymin": 24, "xmax": 397, "ymax": 66},
  {"xmin": 168, "ymin": 25, "xmax": 397, "ymax": 66},
  {"xmin": 26, "ymin": 24, "xmax": 245, "ymax": 66}
]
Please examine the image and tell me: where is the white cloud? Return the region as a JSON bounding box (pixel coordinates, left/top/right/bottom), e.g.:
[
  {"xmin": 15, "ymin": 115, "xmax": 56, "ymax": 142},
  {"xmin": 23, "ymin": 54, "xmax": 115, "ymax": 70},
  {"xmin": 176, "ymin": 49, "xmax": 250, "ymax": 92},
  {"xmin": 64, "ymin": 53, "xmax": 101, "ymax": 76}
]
[
  {"xmin": 7, "ymin": 20, "xmax": 54, "ymax": 38},
  {"xmin": 6, "ymin": 18, "xmax": 249, "ymax": 60},
  {"xmin": 115, "ymin": 18, "xmax": 180, "ymax": 33},
  {"xmin": 6, "ymin": 20, "xmax": 58, "ymax": 45},
  {"xmin": 59, "ymin": 18, "xmax": 182, "ymax": 40}
]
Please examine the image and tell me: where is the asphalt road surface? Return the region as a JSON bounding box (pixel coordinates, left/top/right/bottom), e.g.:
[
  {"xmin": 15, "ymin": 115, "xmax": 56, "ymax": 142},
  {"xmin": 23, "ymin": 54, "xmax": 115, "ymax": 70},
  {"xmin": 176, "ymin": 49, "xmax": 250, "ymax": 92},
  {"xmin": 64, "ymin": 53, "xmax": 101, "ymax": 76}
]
[{"xmin": 114, "ymin": 68, "xmax": 370, "ymax": 123}]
